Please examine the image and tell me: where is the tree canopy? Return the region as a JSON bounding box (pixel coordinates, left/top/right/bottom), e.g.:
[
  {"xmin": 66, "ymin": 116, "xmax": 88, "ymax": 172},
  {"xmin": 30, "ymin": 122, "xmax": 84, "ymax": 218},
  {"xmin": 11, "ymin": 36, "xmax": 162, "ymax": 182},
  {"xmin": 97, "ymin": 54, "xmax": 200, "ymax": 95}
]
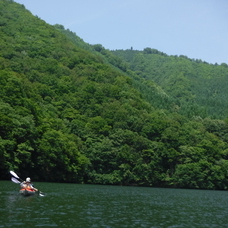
[{"xmin": 1, "ymin": 0, "xmax": 228, "ymax": 190}]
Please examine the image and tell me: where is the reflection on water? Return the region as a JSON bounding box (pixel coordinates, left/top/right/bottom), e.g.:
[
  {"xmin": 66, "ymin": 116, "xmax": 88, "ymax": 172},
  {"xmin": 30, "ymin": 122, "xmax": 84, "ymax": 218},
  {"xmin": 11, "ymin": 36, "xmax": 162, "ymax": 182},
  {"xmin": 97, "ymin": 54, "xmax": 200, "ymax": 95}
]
[
  {"xmin": 0, "ymin": 181, "xmax": 228, "ymax": 227},
  {"xmin": 1, "ymin": 188, "xmax": 49, "ymax": 227}
]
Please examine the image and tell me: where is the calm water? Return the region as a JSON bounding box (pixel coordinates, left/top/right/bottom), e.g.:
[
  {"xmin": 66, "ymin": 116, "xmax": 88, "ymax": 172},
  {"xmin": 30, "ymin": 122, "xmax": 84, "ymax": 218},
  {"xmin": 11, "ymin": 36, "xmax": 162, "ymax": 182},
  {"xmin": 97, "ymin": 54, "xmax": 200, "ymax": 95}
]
[{"xmin": 0, "ymin": 181, "xmax": 228, "ymax": 227}]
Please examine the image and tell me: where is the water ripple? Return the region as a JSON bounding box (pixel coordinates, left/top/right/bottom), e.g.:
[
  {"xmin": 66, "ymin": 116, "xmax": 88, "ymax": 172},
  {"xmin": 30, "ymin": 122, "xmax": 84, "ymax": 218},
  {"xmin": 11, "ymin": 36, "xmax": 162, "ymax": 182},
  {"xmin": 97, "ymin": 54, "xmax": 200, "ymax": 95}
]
[{"xmin": 1, "ymin": 182, "xmax": 228, "ymax": 227}]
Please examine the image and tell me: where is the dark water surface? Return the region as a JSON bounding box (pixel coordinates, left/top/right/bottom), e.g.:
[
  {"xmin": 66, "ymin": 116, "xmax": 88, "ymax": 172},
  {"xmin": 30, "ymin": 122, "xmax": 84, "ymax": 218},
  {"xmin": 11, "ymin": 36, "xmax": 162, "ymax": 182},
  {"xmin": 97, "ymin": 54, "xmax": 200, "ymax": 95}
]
[{"xmin": 0, "ymin": 181, "xmax": 228, "ymax": 227}]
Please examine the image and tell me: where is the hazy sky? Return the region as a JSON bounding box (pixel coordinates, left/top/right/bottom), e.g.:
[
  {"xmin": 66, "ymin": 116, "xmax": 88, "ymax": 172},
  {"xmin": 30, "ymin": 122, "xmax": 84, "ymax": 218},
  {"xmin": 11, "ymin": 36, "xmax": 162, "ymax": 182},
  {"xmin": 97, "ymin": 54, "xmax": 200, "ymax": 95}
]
[{"xmin": 15, "ymin": 0, "xmax": 228, "ymax": 64}]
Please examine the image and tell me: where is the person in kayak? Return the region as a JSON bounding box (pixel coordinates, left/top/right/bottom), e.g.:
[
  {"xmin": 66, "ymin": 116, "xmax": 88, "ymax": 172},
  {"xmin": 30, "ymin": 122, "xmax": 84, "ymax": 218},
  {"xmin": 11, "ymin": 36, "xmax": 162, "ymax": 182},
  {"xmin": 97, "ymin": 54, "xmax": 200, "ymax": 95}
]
[{"xmin": 20, "ymin": 177, "xmax": 38, "ymax": 191}]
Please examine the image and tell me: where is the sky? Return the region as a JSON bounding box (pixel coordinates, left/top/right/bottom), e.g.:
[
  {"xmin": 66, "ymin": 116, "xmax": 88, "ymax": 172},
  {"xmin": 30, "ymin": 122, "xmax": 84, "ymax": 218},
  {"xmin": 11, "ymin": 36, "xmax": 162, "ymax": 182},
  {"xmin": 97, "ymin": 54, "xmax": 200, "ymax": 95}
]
[{"xmin": 14, "ymin": 0, "xmax": 228, "ymax": 64}]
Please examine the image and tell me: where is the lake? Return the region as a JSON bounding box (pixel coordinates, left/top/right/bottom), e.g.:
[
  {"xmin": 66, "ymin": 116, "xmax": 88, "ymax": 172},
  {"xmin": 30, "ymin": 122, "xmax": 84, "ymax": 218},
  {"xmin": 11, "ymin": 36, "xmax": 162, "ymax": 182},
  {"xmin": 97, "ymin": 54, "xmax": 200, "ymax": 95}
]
[{"xmin": 0, "ymin": 180, "xmax": 228, "ymax": 227}]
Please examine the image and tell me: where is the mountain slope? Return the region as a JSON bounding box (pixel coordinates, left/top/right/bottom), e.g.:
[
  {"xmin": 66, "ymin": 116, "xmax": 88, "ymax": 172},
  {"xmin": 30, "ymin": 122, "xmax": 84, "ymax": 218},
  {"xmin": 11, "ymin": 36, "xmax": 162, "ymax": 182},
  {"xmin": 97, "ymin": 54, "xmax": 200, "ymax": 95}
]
[
  {"xmin": 112, "ymin": 48, "xmax": 228, "ymax": 119},
  {"xmin": 1, "ymin": 0, "xmax": 228, "ymax": 189},
  {"xmin": 54, "ymin": 27, "xmax": 175, "ymax": 112}
]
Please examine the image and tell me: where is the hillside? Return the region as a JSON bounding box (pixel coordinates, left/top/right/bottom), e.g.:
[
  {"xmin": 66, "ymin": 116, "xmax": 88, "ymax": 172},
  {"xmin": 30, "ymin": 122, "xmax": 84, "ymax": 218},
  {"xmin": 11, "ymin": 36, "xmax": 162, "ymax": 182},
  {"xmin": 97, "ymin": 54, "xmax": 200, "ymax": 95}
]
[
  {"xmin": 112, "ymin": 48, "xmax": 228, "ymax": 119},
  {"xmin": 54, "ymin": 26, "xmax": 175, "ymax": 112},
  {"xmin": 1, "ymin": 0, "xmax": 228, "ymax": 189}
]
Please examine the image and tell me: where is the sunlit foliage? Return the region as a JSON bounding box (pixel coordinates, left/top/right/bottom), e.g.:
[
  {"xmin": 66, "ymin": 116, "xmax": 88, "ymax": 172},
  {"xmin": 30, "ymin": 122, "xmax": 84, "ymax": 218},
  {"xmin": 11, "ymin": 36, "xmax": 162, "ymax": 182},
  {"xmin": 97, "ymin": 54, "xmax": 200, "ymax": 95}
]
[{"xmin": 1, "ymin": 0, "xmax": 228, "ymax": 189}]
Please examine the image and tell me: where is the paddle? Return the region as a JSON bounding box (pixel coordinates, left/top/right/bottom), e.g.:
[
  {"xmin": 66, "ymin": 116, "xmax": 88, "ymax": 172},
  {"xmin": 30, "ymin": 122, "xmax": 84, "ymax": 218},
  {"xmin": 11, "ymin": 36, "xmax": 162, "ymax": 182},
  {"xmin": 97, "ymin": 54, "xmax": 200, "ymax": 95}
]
[
  {"xmin": 11, "ymin": 177, "xmax": 21, "ymax": 184},
  {"xmin": 10, "ymin": 171, "xmax": 23, "ymax": 182},
  {"xmin": 10, "ymin": 171, "xmax": 45, "ymax": 196}
]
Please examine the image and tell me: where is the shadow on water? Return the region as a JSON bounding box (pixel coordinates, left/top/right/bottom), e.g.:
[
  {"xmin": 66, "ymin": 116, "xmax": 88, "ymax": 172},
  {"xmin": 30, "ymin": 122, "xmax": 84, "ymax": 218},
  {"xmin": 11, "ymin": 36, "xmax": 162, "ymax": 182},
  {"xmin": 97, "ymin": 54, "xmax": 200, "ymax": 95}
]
[{"xmin": 1, "ymin": 181, "xmax": 228, "ymax": 227}]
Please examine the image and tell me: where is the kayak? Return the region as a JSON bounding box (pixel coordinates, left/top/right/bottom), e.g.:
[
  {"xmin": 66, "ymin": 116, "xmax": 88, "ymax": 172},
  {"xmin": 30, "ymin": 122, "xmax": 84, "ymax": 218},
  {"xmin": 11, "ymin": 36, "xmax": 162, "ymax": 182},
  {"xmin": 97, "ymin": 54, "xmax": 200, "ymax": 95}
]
[{"xmin": 19, "ymin": 188, "xmax": 36, "ymax": 196}]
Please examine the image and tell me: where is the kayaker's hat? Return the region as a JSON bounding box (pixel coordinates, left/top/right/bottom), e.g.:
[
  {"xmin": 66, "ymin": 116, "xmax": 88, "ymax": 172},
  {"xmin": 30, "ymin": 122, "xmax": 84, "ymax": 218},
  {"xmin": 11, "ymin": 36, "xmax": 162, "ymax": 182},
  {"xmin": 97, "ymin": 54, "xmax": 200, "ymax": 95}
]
[{"xmin": 26, "ymin": 177, "xmax": 31, "ymax": 182}]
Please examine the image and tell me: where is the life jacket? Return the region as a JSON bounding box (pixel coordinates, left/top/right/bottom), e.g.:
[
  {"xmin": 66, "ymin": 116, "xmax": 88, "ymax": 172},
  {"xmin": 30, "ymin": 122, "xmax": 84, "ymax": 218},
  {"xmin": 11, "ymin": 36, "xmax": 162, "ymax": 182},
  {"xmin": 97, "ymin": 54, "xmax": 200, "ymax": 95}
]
[{"xmin": 20, "ymin": 182, "xmax": 33, "ymax": 189}]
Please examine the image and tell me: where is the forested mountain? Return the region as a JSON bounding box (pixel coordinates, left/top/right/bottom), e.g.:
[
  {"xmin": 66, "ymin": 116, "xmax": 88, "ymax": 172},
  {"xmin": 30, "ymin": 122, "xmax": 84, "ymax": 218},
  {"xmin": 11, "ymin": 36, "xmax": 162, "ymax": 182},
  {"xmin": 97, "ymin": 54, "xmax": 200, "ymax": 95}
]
[
  {"xmin": 1, "ymin": 0, "xmax": 228, "ymax": 190},
  {"xmin": 55, "ymin": 26, "xmax": 174, "ymax": 112},
  {"xmin": 112, "ymin": 48, "xmax": 228, "ymax": 119}
]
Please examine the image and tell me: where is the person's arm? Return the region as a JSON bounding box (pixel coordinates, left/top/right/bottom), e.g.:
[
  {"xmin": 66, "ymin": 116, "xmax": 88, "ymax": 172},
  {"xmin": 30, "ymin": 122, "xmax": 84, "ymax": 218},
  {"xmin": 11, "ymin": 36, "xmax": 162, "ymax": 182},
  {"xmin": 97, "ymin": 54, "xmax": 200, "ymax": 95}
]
[
  {"xmin": 32, "ymin": 186, "xmax": 38, "ymax": 191},
  {"xmin": 31, "ymin": 184, "xmax": 38, "ymax": 191},
  {"xmin": 20, "ymin": 181, "xmax": 26, "ymax": 188}
]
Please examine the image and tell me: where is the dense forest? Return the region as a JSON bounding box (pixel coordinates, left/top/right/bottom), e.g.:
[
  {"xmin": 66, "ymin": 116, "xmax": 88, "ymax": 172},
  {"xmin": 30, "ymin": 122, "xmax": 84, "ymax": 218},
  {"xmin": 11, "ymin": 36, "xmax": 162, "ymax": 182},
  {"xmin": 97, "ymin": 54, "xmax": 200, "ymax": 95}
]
[
  {"xmin": 112, "ymin": 48, "xmax": 228, "ymax": 119},
  {"xmin": 1, "ymin": 0, "xmax": 228, "ymax": 190}
]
